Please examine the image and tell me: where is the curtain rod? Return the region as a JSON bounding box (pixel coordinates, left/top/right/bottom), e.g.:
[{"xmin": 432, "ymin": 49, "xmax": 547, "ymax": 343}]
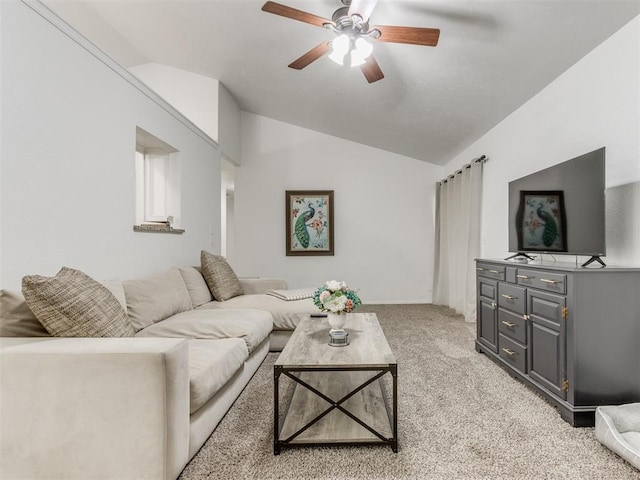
[{"xmin": 439, "ymin": 155, "xmax": 487, "ymax": 184}]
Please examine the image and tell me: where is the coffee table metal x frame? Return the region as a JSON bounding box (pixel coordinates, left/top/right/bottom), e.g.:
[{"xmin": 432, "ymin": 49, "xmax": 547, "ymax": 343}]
[{"xmin": 273, "ymin": 364, "xmax": 397, "ymax": 455}]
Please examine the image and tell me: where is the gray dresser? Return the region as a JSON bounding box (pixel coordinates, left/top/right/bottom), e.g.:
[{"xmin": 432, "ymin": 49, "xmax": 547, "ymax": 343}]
[{"xmin": 475, "ymin": 258, "xmax": 640, "ymax": 426}]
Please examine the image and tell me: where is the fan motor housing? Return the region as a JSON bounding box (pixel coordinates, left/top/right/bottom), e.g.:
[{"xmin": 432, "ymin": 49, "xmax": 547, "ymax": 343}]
[{"xmin": 331, "ymin": 6, "xmax": 369, "ymax": 35}]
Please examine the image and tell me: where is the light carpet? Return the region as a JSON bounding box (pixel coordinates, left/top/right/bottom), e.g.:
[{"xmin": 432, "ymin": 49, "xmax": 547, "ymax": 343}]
[{"xmin": 179, "ymin": 304, "xmax": 639, "ymax": 479}]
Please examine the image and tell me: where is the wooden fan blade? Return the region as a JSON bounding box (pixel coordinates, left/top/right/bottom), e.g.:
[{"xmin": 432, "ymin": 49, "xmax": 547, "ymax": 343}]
[
  {"xmin": 361, "ymin": 55, "xmax": 384, "ymax": 83},
  {"xmin": 262, "ymin": 1, "xmax": 330, "ymax": 28},
  {"xmin": 288, "ymin": 42, "xmax": 331, "ymax": 70},
  {"xmin": 348, "ymin": 0, "xmax": 378, "ymax": 22},
  {"xmin": 373, "ymin": 25, "xmax": 440, "ymax": 46}
]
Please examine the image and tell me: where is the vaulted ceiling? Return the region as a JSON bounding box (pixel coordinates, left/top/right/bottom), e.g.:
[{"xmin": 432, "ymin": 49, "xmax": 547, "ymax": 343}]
[{"xmin": 42, "ymin": 0, "xmax": 640, "ymax": 165}]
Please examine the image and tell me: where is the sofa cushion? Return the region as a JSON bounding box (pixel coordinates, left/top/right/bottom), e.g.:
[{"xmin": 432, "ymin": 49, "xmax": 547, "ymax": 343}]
[
  {"xmin": 136, "ymin": 309, "xmax": 272, "ymax": 353},
  {"xmin": 198, "ymin": 295, "xmax": 316, "ymax": 331},
  {"xmin": 200, "ymin": 251, "xmax": 243, "ymax": 301},
  {"xmin": 123, "ymin": 268, "xmax": 193, "ymax": 332},
  {"xmin": 101, "ymin": 278, "xmax": 127, "ymax": 311},
  {"xmin": 21, "ymin": 267, "xmax": 134, "ymax": 337},
  {"xmin": 239, "ymin": 278, "xmax": 287, "ymax": 295},
  {"xmin": 1, "ymin": 278, "xmax": 126, "ymax": 338},
  {"xmin": 188, "ymin": 338, "xmax": 248, "ymax": 414},
  {"xmin": 0, "ymin": 290, "xmax": 50, "ymax": 337},
  {"xmin": 178, "ymin": 267, "xmax": 213, "ymax": 307}
]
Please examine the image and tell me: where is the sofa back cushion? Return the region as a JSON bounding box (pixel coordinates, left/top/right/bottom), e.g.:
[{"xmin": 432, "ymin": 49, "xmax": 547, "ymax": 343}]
[
  {"xmin": 178, "ymin": 267, "xmax": 213, "ymax": 307},
  {"xmin": 0, "ymin": 290, "xmax": 50, "ymax": 337},
  {"xmin": 101, "ymin": 278, "xmax": 128, "ymax": 311},
  {"xmin": 21, "ymin": 267, "xmax": 134, "ymax": 337},
  {"xmin": 123, "ymin": 268, "xmax": 193, "ymax": 332},
  {"xmin": 1, "ymin": 279, "xmax": 128, "ymax": 338},
  {"xmin": 200, "ymin": 251, "xmax": 244, "ymax": 302}
]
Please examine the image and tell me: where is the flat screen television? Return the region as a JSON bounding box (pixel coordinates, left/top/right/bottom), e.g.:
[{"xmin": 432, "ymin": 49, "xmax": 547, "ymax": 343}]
[{"xmin": 507, "ymin": 147, "xmax": 606, "ymax": 267}]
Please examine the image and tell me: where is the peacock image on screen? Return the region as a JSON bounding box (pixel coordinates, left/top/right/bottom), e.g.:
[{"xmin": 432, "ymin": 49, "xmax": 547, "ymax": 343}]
[{"xmin": 516, "ymin": 191, "xmax": 567, "ymax": 252}]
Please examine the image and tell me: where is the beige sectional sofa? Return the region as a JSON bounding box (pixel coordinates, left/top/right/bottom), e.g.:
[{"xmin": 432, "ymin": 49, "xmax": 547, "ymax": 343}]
[{"xmin": 0, "ymin": 261, "xmax": 316, "ymax": 480}]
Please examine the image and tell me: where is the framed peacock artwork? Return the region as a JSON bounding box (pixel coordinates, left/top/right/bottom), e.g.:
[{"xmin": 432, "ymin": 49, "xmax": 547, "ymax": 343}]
[
  {"xmin": 516, "ymin": 190, "xmax": 567, "ymax": 252},
  {"xmin": 285, "ymin": 190, "xmax": 334, "ymax": 256}
]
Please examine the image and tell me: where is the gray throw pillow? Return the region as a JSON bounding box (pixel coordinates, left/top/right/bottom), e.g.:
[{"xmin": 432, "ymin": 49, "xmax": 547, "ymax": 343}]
[
  {"xmin": 200, "ymin": 251, "xmax": 244, "ymax": 301},
  {"xmin": 22, "ymin": 267, "xmax": 134, "ymax": 337}
]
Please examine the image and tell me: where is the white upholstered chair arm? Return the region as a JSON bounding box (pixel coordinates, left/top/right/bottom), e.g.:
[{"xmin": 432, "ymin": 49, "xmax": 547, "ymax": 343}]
[{"xmin": 0, "ymin": 337, "xmax": 190, "ymax": 480}]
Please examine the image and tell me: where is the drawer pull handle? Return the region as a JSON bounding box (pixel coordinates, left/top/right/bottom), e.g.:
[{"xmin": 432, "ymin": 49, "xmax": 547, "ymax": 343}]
[
  {"xmin": 491, "ymin": 302, "xmax": 497, "ymax": 310},
  {"xmin": 502, "ymin": 348, "xmax": 517, "ymax": 357},
  {"xmin": 540, "ymin": 278, "xmax": 559, "ymax": 284},
  {"xmin": 489, "ymin": 270, "xmax": 500, "ymax": 274},
  {"xmin": 516, "ymin": 275, "xmax": 530, "ymax": 279},
  {"xmin": 476, "ymin": 267, "xmax": 484, "ymax": 271},
  {"xmin": 501, "ymin": 321, "xmax": 517, "ymax": 328},
  {"xmin": 501, "ymin": 294, "xmax": 517, "ymax": 300}
]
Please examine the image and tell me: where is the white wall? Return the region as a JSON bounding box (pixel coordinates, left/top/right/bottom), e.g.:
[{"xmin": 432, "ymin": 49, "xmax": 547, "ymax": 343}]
[
  {"xmin": 218, "ymin": 83, "xmax": 241, "ymax": 164},
  {"xmin": 233, "ymin": 113, "xmax": 442, "ymax": 303},
  {"xmin": 129, "ymin": 64, "xmax": 242, "ymax": 166},
  {"xmin": 128, "ymin": 63, "xmax": 220, "ymax": 142},
  {"xmin": 6, "ymin": 2, "xmax": 634, "ymax": 299},
  {"xmin": 0, "ymin": 0, "xmax": 221, "ymax": 290},
  {"xmin": 443, "ymin": 15, "xmax": 640, "ymax": 267},
  {"xmin": 128, "ymin": 64, "xmax": 241, "ymax": 253}
]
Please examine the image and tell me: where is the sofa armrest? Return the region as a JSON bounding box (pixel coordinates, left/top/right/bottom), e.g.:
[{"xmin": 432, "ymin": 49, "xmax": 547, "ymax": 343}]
[
  {"xmin": 0, "ymin": 337, "xmax": 190, "ymax": 480},
  {"xmin": 239, "ymin": 277, "xmax": 288, "ymax": 294}
]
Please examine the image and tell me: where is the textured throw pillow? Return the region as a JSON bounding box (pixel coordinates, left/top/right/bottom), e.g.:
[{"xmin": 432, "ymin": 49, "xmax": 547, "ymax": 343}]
[
  {"xmin": 200, "ymin": 251, "xmax": 244, "ymax": 301},
  {"xmin": 22, "ymin": 267, "xmax": 135, "ymax": 337}
]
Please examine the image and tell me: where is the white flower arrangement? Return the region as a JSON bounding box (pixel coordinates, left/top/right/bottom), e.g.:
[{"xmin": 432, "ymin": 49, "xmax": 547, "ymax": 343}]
[{"xmin": 313, "ymin": 280, "xmax": 361, "ymax": 314}]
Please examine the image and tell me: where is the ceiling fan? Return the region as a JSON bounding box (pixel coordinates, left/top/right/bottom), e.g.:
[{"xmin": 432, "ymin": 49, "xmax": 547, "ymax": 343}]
[{"xmin": 261, "ymin": 0, "xmax": 440, "ymax": 83}]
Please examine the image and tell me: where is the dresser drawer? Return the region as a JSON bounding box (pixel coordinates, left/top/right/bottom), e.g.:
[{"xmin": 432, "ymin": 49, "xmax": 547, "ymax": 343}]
[
  {"xmin": 499, "ymin": 334, "xmax": 527, "ymax": 373},
  {"xmin": 478, "ymin": 278, "xmax": 498, "ymax": 301},
  {"xmin": 498, "ymin": 283, "xmax": 526, "ymax": 314},
  {"xmin": 528, "ymin": 290, "xmax": 565, "ymax": 327},
  {"xmin": 516, "ymin": 268, "xmax": 567, "ymax": 294},
  {"xmin": 476, "ymin": 264, "xmax": 505, "ymax": 281},
  {"xmin": 498, "ymin": 308, "xmax": 527, "ymax": 344}
]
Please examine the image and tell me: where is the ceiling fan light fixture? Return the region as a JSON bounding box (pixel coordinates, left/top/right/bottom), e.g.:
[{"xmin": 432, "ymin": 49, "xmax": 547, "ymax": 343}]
[
  {"xmin": 329, "ymin": 34, "xmax": 372, "ymax": 67},
  {"xmin": 350, "ymin": 37, "xmax": 373, "ymax": 66},
  {"xmin": 262, "ymin": 1, "xmax": 440, "ymax": 82},
  {"xmin": 328, "ymin": 33, "xmax": 350, "ymax": 65}
]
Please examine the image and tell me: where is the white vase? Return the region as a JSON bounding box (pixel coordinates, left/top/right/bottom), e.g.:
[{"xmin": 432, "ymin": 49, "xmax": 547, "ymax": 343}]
[{"xmin": 327, "ymin": 313, "xmax": 346, "ymax": 333}]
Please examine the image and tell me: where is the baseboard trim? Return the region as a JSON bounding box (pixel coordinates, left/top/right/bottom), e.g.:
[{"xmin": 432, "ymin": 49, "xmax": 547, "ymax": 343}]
[{"xmin": 362, "ymin": 300, "xmax": 433, "ymax": 305}]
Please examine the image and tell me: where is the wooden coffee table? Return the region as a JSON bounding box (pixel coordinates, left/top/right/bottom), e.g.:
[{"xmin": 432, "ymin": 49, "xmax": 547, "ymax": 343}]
[{"xmin": 274, "ymin": 313, "xmax": 397, "ymax": 454}]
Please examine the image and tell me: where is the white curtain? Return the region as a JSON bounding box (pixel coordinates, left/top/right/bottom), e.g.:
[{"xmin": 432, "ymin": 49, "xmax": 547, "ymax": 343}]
[{"xmin": 433, "ymin": 159, "xmax": 483, "ymax": 322}]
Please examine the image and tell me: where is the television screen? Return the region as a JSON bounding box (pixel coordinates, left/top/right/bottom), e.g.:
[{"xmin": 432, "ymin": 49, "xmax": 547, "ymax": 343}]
[{"xmin": 508, "ymin": 147, "xmax": 606, "ymax": 258}]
